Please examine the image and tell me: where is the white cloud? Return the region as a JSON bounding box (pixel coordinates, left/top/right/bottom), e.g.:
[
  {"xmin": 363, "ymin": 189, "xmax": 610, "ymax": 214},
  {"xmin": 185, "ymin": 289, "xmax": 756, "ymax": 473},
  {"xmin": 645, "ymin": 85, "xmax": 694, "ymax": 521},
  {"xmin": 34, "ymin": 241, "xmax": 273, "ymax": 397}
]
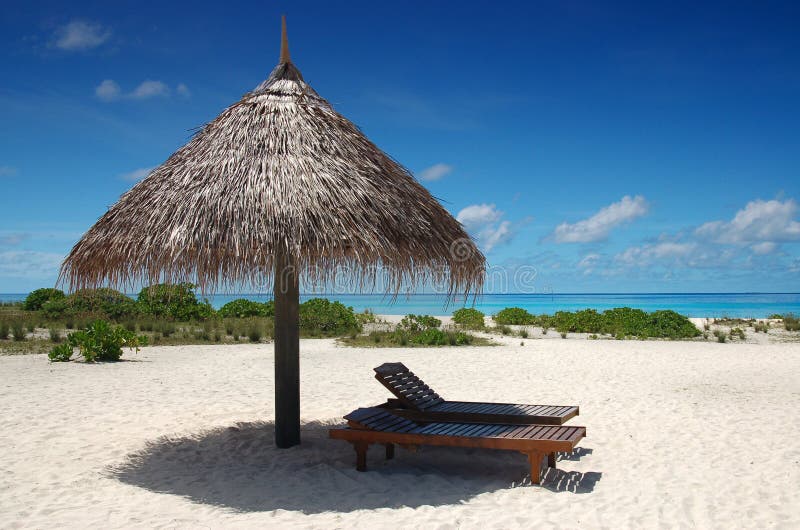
[
  {"xmin": 130, "ymin": 80, "xmax": 170, "ymax": 99},
  {"xmin": 456, "ymin": 204, "xmax": 515, "ymax": 252},
  {"xmin": 95, "ymin": 79, "xmax": 121, "ymax": 101},
  {"xmin": 695, "ymin": 199, "xmax": 800, "ymax": 244},
  {"xmin": 96, "ymin": 80, "xmax": 181, "ymax": 102},
  {"xmin": 0, "ymin": 166, "xmax": 17, "ymax": 177},
  {"xmin": 119, "ymin": 167, "xmax": 155, "ymax": 182},
  {"xmin": 615, "ymin": 242, "xmax": 697, "ymax": 267},
  {"xmin": 553, "ymin": 195, "xmax": 649, "ymax": 243},
  {"xmin": 0, "ymin": 251, "xmax": 64, "ymax": 278},
  {"xmin": 751, "ymin": 241, "xmax": 778, "ymax": 255},
  {"xmin": 478, "ymin": 220, "xmax": 513, "ymax": 252},
  {"xmin": 0, "ymin": 233, "xmax": 30, "ymax": 246},
  {"xmin": 457, "ymin": 203, "xmax": 502, "ymax": 229},
  {"xmin": 53, "ymin": 20, "xmax": 111, "ymax": 51},
  {"xmin": 578, "ymin": 253, "xmax": 601, "ymax": 268},
  {"xmin": 418, "ymin": 163, "xmax": 452, "ymax": 181}
]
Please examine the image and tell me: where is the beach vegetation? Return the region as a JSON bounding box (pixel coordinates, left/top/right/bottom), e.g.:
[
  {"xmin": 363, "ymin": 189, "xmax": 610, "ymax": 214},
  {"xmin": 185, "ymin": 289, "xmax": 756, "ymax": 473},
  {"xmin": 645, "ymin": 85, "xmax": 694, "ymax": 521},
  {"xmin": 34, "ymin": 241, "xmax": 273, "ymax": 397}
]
[
  {"xmin": 397, "ymin": 314, "xmax": 441, "ymax": 332},
  {"xmin": 713, "ymin": 330, "xmax": 727, "ymax": 343},
  {"xmin": 137, "ymin": 283, "xmax": 214, "ymax": 321},
  {"xmin": 248, "ymin": 325, "xmax": 263, "ymax": 343},
  {"xmin": 493, "ymin": 307, "xmax": 535, "ymax": 325},
  {"xmin": 341, "ymin": 327, "xmax": 488, "ymax": 348},
  {"xmin": 730, "ymin": 327, "xmax": 746, "ymax": 340},
  {"xmin": 12, "ymin": 322, "xmax": 25, "ymax": 341},
  {"xmin": 48, "ymin": 343, "xmax": 73, "ymax": 362},
  {"xmin": 452, "ymin": 307, "xmax": 485, "ymax": 329},
  {"xmin": 356, "ymin": 309, "xmax": 379, "ymax": 324},
  {"xmin": 0, "ymin": 320, "xmax": 8, "ymax": 340},
  {"xmin": 299, "ymin": 298, "xmax": 361, "ymax": 337},
  {"xmin": 48, "ymin": 327, "xmax": 62, "ymax": 343},
  {"xmin": 519, "ymin": 329, "xmax": 528, "ymax": 338},
  {"xmin": 23, "ymin": 288, "xmax": 66, "ymax": 311},
  {"xmin": 783, "ymin": 314, "xmax": 799, "ymax": 332},
  {"xmin": 52, "ymin": 320, "xmax": 147, "ymax": 362},
  {"xmin": 218, "ymin": 298, "xmax": 274, "ymax": 318},
  {"xmin": 546, "ymin": 307, "xmax": 700, "ymax": 339},
  {"xmin": 491, "ymin": 324, "xmax": 512, "ymax": 335},
  {"xmin": 753, "ymin": 322, "xmax": 769, "ymax": 333}
]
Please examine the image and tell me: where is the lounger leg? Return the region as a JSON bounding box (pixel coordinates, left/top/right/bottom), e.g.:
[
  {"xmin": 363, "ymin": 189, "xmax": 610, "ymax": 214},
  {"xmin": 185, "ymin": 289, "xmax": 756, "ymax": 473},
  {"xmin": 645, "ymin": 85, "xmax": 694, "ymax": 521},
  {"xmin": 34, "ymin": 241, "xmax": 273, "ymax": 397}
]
[
  {"xmin": 353, "ymin": 442, "xmax": 369, "ymax": 472},
  {"xmin": 548, "ymin": 452, "xmax": 557, "ymax": 469},
  {"xmin": 385, "ymin": 443, "xmax": 395, "ymax": 460},
  {"xmin": 528, "ymin": 452, "xmax": 544, "ymax": 485}
]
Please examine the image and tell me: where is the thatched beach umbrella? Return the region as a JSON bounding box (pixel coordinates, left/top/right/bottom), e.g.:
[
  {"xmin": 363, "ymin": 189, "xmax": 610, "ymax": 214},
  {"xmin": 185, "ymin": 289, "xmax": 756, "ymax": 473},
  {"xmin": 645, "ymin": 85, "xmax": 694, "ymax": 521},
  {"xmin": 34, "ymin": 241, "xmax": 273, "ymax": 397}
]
[{"xmin": 60, "ymin": 17, "xmax": 485, "ymax": 447}]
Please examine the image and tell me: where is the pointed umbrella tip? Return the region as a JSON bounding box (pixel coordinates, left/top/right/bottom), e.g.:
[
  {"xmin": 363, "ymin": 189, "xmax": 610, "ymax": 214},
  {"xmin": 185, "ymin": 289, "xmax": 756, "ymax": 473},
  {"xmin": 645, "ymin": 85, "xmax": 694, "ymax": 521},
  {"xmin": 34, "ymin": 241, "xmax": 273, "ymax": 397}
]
[{"xmin": 280, "ymin": 15, "xmax": 291, "ymax": 64}]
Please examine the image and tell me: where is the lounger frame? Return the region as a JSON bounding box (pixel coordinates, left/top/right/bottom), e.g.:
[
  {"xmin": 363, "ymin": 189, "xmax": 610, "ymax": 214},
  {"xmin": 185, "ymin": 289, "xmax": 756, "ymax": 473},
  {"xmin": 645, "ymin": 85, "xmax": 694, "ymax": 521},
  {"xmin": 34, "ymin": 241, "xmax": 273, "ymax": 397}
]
[
  {"xmin": 374, "ymin": 362, "xmax": 579, "ymax": 425},
  {"xmin": 330, "ymin": 407, "xmax": 586, "ymax": 484}
]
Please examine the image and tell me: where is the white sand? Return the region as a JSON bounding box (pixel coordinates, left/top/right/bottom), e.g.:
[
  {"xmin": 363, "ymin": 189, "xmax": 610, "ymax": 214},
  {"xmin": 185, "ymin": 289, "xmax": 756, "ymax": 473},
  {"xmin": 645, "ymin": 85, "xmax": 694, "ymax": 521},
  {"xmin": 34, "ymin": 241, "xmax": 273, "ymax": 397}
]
[{"xmin": 1, "ymin": 336, "xmax": 798, "ymax": 529}]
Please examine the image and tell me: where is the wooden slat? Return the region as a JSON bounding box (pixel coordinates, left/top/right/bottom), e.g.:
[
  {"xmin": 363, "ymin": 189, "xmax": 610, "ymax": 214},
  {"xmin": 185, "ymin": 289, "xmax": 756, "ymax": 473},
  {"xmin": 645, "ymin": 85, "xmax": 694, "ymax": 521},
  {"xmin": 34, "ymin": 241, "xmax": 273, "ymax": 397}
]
[
  {"xmin": 439, "ymin": 423, "xmax": 469, "ymax": 436},
  {"xmin": 468, "ymin": 424, "xmax": 498, "ymax": 437},
  {"xmin": 515, "ymin": 424, "xmax": 545, "ymax": 439}
]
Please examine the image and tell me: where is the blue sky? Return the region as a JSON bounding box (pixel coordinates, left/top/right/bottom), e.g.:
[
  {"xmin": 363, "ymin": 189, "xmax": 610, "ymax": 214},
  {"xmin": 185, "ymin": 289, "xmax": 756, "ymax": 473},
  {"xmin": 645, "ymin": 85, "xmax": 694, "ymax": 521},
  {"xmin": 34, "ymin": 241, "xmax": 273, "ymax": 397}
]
[{"xmin": 1, "ymin": 0, "xmax": 798, "ymax": 293}]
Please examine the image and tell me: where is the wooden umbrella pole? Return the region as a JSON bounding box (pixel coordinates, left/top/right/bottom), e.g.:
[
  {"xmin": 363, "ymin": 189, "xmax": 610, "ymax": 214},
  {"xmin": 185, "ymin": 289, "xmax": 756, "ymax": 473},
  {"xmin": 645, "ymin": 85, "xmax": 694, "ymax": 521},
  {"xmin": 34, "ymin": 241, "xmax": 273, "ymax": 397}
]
[{"xmin": 274, "ymin": 246, "xmax": 300, "ymax": 448}]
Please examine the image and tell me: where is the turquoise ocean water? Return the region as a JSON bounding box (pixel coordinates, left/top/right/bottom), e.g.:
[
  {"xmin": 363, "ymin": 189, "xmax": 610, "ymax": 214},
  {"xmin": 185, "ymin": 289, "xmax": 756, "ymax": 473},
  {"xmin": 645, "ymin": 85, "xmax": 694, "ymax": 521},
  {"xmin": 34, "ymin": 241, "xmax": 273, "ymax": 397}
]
[{"xmin": 1, "ymin": 292, "xmax": 799, "ymax": 318}]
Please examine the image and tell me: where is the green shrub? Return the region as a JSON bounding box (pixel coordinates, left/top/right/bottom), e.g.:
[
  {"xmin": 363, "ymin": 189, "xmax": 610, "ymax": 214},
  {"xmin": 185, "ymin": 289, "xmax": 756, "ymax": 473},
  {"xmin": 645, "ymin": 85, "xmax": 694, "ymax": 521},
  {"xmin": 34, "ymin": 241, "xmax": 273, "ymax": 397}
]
[
  {"xmin": 356, "ymin": 309, "xmax": 378, "ymax": 324},
  {"xmin": 45, "ymin": 288, "xmax": 139, "ymax": 320},
  {"xmin": 767, "ymin": 314, "xmax": 783, "ymax": 319},
  {"xmin": 11, "ymin": 322, "xmax": 25, "ymax": 341},
  {"xmin": 713, "ymin": 330, "xmax": 727, "ymax": 343},
  {"xmin": 646, "ymin": 310, "xmax": 701, "ymax": 339},
  {"xmin": 137, "ymin": 283, "xmax": 214, "ymax": 321},
  {"xmin": 519, "ymin": 329, "xmax": 529, "ymax": 338},
  {"xmin": 248, "ymin": 326, "xmax": 262, "ymax": 343},
  {"xmin": 48, "ymin": 343, "xmax": 74, "ymax": 362},
  {"xmin": 452, "ymin": 308, "xmax": 485, "ymax": 329},
  {"xmin": 66, "ymin": 320, "xmax": 147, "ymax": 362},
  {"xmin": 535, "ymin": 314, "xmax": 555, "ymax": 329},
  {"xmin": 753, "ymin": 322, "xmax": 769, "ymax": 333},
  {"xmin": 0, "ymin": 320, "xmax": 8, "ymax": 339},
  {"xmin": 493, "ymin": 307, "xmax": 535, "ymax": 325},
  {"xmin": 299, "ymin": 298, "xmax": 361, "ymax": 336},
  {"xmin": 24, "ymin": 288, "xmax": 65, "ymax": 311},
  {"xmin": 544, "ymin": 307, "xmax": 700, "ymax": 339},
  {"xmin": 560, "ymin": 332, "xmax": 567, "ymax": 339},
  {"xmin": 730, "ymin": 327, "xmax": 746, "ymax": 340},
  {"xmin": 49, "ymin": 327, "xmax": 62, "ymax": 343},
  {"xmin": 41, "ymin": 298, "xmax": 71, "ymax": 319},
  {"xmin": 218, "ymin": 298, "xmax": 274, "ymax": 318},
  {"xmin": 398, "ymin": 314, "xmax": 441, "ymax": 332},
  {"xmin": 493, "ymin": 324, "xmax": 512, "ymax": 335},
  {"xmin": 784, "ymin": 313, "xmax": 800, "ymax": 332},
  {"xmin": 410, "ymin": 328, "xmax": 472, "ymax": 346}
]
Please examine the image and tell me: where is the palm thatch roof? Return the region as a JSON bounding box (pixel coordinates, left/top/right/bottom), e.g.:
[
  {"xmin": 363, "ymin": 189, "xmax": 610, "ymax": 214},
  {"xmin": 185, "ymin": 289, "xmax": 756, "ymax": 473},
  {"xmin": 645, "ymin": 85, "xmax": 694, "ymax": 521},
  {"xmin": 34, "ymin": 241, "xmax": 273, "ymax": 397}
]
[{"xmin": 60, "ymin": 19, "xmax": 485, "ymax": 297}]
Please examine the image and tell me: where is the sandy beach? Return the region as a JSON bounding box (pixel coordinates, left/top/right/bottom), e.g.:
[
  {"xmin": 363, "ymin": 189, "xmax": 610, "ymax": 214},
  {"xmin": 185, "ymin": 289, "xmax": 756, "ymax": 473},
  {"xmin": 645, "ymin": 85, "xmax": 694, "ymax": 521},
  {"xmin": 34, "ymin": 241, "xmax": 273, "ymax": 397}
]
[{"xmin": 1, "ymin": 332, "xmax": 798, "ymax": 529}]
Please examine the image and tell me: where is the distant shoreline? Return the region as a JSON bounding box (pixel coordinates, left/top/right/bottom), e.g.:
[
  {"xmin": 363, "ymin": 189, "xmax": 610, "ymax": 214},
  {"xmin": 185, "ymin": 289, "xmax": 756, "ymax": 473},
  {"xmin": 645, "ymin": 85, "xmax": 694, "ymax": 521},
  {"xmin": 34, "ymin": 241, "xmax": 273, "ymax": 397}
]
[{"xmin": 2, "ymin": 291, "xmax": 799, "ymax": 319}]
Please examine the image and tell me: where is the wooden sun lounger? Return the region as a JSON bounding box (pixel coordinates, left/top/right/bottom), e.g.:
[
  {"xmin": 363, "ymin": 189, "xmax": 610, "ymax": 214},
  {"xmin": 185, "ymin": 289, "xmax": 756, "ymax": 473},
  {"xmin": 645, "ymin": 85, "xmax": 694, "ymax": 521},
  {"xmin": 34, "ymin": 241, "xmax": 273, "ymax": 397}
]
[
  {"xmin": 329, "ymin": 407, "xmax": 586, "ymax": 484},
  {"xmin": 373, "ymin": 362, "xmax": 579, "ymax": 425}
]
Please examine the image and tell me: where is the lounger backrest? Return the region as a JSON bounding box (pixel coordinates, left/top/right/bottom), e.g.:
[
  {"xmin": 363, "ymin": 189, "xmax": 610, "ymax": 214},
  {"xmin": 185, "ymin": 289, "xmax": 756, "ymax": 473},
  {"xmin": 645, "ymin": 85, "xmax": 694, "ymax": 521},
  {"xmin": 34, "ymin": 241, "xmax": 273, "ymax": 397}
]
[
  {"xmin": 344, "ymin": 407, "xmax": 420, "ymax": 432},
  {"xmin": 373, "ymin": 362, "xmax": 445, "ymax": 410}
]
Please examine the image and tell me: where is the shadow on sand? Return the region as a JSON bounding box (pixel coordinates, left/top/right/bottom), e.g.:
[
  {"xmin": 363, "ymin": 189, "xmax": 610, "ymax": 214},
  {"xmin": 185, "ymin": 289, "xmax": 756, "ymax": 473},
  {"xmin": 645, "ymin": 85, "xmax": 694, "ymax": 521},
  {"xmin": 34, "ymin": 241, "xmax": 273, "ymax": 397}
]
[{"xmin": 111, "ymin": 421, "xmax": 601, "ymax": 513}]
